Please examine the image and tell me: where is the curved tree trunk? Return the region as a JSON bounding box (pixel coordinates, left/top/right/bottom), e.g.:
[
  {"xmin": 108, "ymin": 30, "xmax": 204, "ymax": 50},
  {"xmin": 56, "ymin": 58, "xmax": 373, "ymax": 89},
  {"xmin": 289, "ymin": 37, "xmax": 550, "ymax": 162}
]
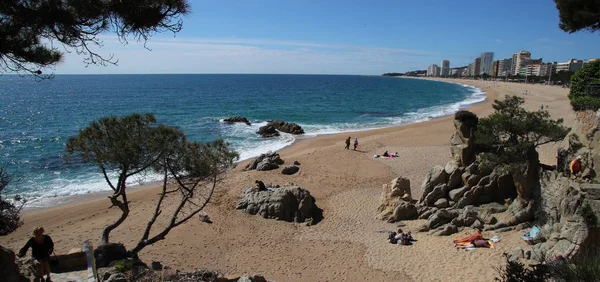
[{"xmin": 101, "ymin": 185, "xmax": 130, "ymax": 245}]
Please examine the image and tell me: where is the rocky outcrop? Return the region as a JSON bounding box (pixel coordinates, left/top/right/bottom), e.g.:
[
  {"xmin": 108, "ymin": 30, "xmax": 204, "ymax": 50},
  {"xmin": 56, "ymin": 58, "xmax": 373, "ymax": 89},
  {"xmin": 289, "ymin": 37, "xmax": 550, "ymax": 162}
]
[
  {"xmin": 450, "ymin": 111, "xmax": 478, "ymax": 167},
  {"xmin": 223, "ymin": 116, "xmax": 251, "ymax": 126},
  {"xmin": 267, "ymin": 120, "xmax": 304, "ymax": 135},
  {"xmin": 236, "ymin": 185, "xmax": 322, "ymax": 225},
  {"xmin": 244, "ymin": 152, "xmax": 284, "ymax": 171},
  {"xmin": 0, "ymin": 245, "xmax": 27, "ymax": 282},
  {"xmin": 377, "ymin": 177, "xmax": 415, "ymax": 222},
  {"xmin": 509, "ymin": 172, "xmax": 600, "ymax": 262},
  {"xmin": 281, "ymin": 166, "xmax": 299, "ymax": 175},
  {"xmin": 256, "ymin": 125, "xmax": 280, "ymax": 138}
]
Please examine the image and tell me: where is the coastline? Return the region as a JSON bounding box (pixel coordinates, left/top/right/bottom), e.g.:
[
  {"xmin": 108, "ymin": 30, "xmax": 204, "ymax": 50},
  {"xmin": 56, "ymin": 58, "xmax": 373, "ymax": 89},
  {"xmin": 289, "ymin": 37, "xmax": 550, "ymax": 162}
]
[
  {"xmin": 1, "ymin": 78, "xmax": 576, "ymax": 282},
  {"xmin": 20, "ymin": 77, "xmax": 489, "ymax": 210}
]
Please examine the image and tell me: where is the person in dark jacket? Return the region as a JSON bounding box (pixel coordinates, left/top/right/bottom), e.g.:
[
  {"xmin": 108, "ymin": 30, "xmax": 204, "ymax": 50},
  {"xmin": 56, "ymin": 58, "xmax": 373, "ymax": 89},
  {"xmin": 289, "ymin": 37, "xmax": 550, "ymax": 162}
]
[{"xmin": 18, "ymin": 226, "xmax": 54, "ymax": 282}]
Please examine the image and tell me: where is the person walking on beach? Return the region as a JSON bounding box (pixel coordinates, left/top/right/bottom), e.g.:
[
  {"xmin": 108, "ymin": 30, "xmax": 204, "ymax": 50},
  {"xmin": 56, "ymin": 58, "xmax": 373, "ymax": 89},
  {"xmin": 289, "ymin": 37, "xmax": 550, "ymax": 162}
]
[
  {"xmin": 353, "ymin": 138, "xmax": 359, "ymax": 151},
  {"xmin": 18, "ymin": 226, "xmax": 54, "ymax": 282},
  {"xmin": 345, "ymin": 137, "xmax": 351, "ymax": 150}
]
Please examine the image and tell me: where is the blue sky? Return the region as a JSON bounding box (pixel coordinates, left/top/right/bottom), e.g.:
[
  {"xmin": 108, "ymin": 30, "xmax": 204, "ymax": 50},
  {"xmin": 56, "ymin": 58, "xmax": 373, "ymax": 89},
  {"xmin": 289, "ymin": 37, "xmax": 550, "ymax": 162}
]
[{"xmin": 56, "ymin": 0, "xmax": 600, "ymax": 75}]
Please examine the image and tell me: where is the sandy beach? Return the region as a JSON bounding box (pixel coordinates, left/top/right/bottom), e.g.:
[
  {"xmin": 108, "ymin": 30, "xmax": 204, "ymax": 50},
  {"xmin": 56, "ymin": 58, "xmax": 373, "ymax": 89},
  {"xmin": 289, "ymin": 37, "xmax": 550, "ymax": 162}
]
[{"xmin": 0, "ymin": 78, "xmax": 576, "ymax": 282}]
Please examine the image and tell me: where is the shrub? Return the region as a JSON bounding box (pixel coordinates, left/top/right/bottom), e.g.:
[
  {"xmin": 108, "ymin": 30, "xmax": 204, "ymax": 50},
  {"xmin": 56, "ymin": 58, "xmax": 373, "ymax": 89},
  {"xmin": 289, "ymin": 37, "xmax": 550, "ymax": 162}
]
[
  {"xmin": 570, "ymin": 96, "xmax": 600, "ymax": 111},
  {"xmin": 114, "ymin": 260, "xmax": 132, "ymax": 273},
  {"xmin": 494, "ymin": 253, "xmax": 548, "ymax": 282},
  {"xmin": 454, "ymin": 110, "xmax": 479, "ymax": 127},
  {"xmin": 569, "ymin": 61, "xmax": 600, "ymax": 111}
]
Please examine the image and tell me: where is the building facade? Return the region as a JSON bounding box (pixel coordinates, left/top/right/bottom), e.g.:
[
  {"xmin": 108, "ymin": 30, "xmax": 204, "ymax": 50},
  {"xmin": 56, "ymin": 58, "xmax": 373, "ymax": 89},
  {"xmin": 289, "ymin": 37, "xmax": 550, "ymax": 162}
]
[
  {"xmin": 441, "ymin": 60, "xmax": 450, "ymax": 77},
  {"xmin": 511, "ymin": 50, "xmax": 531, "ymax": 76},
  {"xmin": 480, "ymin": 52, "xmax": 494, "ymax": 75},
  {"xmin": 427, "ymin": 64, "xmax": 439, "ymax": 76},
  {"xmin": 556, "ymin": 59, "xmax": 585, "ymax": 73},
  {"xmin": 473, "ymin": 57, "xmax": 481, "ymax": 76}
]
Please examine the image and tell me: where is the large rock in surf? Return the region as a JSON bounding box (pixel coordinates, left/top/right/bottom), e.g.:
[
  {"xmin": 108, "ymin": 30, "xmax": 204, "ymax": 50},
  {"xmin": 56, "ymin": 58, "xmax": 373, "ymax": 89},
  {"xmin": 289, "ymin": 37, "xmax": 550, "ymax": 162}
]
[
  {"xmin": 267, "ymin": 120, "xmax": 304, "ymax": 135},
  {"xmin": 236, "ymin": 185, "xmax": 322, "ymax": 224},
  {"xmin": 244, "ymin": 151, "xmax": 284, "ymax": 171},
  {"xmin": 257, "ymin": 125, "xmax": 280, "ymax": 138},
  {"xmin": 224, "ymin": 116, "xmax": 251, "ymax": 126}
]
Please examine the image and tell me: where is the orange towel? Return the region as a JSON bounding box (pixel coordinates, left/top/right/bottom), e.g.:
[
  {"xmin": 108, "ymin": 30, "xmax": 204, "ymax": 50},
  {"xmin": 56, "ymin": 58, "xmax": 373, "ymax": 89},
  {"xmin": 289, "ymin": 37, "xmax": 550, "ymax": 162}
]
[{"xmin": 453, "ymin": 233, "xmax": 483, "ymax": 244}]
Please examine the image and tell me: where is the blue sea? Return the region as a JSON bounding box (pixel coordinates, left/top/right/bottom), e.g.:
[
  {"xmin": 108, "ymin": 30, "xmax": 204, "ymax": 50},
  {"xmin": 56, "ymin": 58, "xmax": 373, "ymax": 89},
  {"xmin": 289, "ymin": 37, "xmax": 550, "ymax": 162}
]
[{"xmin": 0, "ymin": 74, "xmax": 484, "ymax": 207}]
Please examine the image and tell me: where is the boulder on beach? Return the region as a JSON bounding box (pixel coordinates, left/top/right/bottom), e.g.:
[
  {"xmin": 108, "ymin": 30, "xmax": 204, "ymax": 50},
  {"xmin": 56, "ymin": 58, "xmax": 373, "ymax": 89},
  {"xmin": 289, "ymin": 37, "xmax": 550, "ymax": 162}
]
[
  {"xmin": 257, "ymin": 125, "xmax": 280, "ymax": 138},
  {"xmin": 281, "ymin": 166, "xmax": 299, "ymax": 175},
  {"xmin": 244, "ymin": 151, "xmax": 284, "ymax": 171},
  {"xmin": 224, "ymin": 116, "xmax": 251, "ymax": 126},
  {"xmin": 236, "ymin": 185, "xmax": 322, "ymax": 224}
]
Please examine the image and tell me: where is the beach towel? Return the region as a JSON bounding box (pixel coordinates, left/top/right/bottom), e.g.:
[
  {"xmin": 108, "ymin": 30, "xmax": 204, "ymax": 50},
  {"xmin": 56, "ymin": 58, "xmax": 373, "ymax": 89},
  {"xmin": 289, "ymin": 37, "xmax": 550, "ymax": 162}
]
[
  {"xmin": 521, "ymin": 225, "xmax": 541, "ymax": 244},
  {"xmin": 453, "ymin": 233, "xmax": 483, "ymax": 244}
]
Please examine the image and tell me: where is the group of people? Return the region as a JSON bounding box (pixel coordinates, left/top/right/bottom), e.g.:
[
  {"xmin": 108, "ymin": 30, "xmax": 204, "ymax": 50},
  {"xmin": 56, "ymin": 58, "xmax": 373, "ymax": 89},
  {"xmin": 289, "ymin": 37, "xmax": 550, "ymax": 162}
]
[
  {"xmin": 344, "ymin": 137, "xmax": 359, "ymax": 150},
  {"xmin": 388, "ymin": 228, "xmax": 415, "ymax": 245}
]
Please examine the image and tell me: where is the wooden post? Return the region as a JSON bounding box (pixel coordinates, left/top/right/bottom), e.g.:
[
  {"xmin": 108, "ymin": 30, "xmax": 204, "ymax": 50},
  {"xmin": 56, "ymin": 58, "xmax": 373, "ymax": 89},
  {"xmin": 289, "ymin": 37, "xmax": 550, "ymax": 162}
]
[{"xmin": 84, "ymin": 240, "xmax": 98, "ymax": 282}]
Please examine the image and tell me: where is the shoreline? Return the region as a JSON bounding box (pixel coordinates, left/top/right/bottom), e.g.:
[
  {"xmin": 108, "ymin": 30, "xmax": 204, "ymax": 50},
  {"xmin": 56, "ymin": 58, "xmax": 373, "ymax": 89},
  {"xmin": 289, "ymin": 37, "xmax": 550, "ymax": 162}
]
[
  {"xmin": 2, "ymin": 78, "xmax": 576, "ymax": 282},
  {"xmin": 20, "ymin": 78, "xmax": 488, "ymax": 212},
  {"xmin": 20, "ymin": 78, "xmax": 488, "ymax": 211}
]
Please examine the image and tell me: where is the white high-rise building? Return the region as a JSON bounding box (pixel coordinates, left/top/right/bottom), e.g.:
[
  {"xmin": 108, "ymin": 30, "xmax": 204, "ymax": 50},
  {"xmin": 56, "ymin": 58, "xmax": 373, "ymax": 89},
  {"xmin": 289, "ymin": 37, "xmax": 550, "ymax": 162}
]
[
  {"xmin": 427, "ymin": 64, "xmax": 439, "ymax": 77},
  {"xmin": 511, "ymin": 51, "xmax": 531, "ymax": 76},
  {"xmin": 480, "ymin": 52, "xmax": 494, "ymax": 75},
  {"xmin": 441, "ymin": 60, "xmax": 450, "ymax": 77}
]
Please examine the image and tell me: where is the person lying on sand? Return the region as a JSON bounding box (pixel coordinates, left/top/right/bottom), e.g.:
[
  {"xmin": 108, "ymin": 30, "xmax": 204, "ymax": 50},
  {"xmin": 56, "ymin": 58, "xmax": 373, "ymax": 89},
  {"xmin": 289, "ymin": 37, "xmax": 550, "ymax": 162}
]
[
  {"xmin": 453, "ymin": 228, "xmax": 483, "ymax": 244},
  {"xmin": 455, "ymin": 239, "xmax": 491, "ymax": 249},
  {"xmin": 382, "ymin": 151, "xmax": 390, "ymax": 157}
]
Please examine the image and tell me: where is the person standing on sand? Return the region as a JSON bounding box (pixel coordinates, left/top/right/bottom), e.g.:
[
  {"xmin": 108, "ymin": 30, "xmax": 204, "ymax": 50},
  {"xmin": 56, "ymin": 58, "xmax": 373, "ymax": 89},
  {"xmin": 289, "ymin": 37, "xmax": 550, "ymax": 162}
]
[
  {"xmin": 345, "ymin": 137, "xmax": 351, "ymax": 150},
  {"xmin": 353, "ymin": 138, "xmax": 359, "ymax": 150},
  {"xmin": 18, "ymin": 226, "xmax": 54, "ymax": 282}
]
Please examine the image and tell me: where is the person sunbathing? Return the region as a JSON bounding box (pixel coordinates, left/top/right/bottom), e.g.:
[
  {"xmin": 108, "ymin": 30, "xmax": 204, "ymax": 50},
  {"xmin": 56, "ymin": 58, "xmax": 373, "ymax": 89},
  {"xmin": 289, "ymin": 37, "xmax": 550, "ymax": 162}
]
[
  {"xmin": 382, "ymin": 151, "xmax": 390, "ymax": 157},
  {"xmin": 453, "ymin": 228, "xmax": 483, "ymax": 244},
  {"xmin": 455, "ymin": 239, "xmax": 491, "ymax": 249}
]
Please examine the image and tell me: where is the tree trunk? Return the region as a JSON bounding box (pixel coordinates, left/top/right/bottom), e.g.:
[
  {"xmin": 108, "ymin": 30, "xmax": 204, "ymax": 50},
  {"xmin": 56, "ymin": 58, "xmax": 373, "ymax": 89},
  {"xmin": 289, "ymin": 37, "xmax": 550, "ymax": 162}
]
[{"xmin": 101, "ymin": 190, "xmax": 129, "ymax": 245}]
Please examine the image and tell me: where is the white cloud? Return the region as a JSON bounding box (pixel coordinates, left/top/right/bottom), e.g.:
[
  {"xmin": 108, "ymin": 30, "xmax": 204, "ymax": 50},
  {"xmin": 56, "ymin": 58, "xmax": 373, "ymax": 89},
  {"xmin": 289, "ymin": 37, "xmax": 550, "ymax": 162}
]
[{"xmin": 53, "ymin": 37, "xmax": 439, "ymax": 75}]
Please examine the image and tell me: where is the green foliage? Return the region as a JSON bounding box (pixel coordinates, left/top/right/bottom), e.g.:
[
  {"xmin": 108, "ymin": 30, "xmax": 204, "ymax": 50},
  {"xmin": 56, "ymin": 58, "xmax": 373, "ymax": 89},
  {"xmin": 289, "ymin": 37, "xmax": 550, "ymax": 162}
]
[
  {"xmin": 553, "ymin": 70, "xmax": 574, "ymax": 85},
  {"xmin": 0, "ymin": 0, "xmax": 190, "ymax": 77},
  {"xmin": 113, "ymin": 260, "xmax": 132, "ymax": 273},
  {"xmin": 66, "ymin": 113, "xmax": 183, "ymax": 171},
  {"xmin": 569, "ymin": 61, "xmax": 600, "ymax": 111},
  {"xmin": 570, "ymin": 96, "xmax": 600, "ymax": 111},
  {"xmin": 554, "ymin": 0, "xmax": 600, "ymax": 33},
  {"xmin": 66, "ymin": 113, "xmax": 238, "ymax": 246},
  {"xmin": 0, "ymin": 166, "xmax": 25, "ymax": 235},
  {"xmin": 454, "ymin": 110, "xmax": 479, "ymax": 128},
  {"xmin": 476, "ymin": 95, "xmax": 570, "ymax": 164},
  {"xmin": 495, "ymin": 254, "xmax": 548, "ymax": 282}
]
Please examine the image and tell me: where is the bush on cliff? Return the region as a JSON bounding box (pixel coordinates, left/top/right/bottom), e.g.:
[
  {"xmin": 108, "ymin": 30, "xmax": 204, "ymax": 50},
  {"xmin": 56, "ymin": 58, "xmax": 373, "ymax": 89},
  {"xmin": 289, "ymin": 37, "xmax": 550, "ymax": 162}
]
[
  {"xmin": 569, "ymin": 61, "xmax": 600, "ymax": 111},
  {"xmin": 454, "ymin": 110, "xmax": 479, "ymax": 128},
  {"xmin": 476, "ymin": 95, "xmax": 570, "ymax": 164},
  {"xmin": 0, "ymin": 166, "xmax": 25, "ymax": 236}
]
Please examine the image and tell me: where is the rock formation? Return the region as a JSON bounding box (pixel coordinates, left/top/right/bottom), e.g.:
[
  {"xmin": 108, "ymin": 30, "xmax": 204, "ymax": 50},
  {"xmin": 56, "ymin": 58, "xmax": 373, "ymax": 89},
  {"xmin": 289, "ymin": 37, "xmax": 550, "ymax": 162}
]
[
  {"xmin": 256, "ymin": 125, "xmax": 280, "ymax": 138},
  {"xmin": 244, "ymin": 152, "xmax": 284, "ymax": 171},
  {"xmin": 0, "ymin": 245, "xmax": 27, "ymax": 282},
  {"xmin": 236, "ymin": 185, "xmax": 322, "ymax": 225},
  {"xmin": 508, "ymin": 172, "xmax": 600, "ymax": 262},
  {"xmin": 267, "ymin": 120, "xmax": 304, "ymax": 135},
  {"xmin": 281, "ymin": 166, "xmax": 299, "ymax": 175},
  {"xmin": 223, "ymin": 116, "xmax": 251, "ymax": 126}
]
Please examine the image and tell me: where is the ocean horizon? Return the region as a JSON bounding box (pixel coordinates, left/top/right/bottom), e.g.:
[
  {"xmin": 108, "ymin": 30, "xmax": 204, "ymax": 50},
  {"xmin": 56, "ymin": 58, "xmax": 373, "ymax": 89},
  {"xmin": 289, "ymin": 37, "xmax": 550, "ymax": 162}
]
[{"xmin": 0, "ymin": 74, "xmax": 484, "ymax": 208}]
